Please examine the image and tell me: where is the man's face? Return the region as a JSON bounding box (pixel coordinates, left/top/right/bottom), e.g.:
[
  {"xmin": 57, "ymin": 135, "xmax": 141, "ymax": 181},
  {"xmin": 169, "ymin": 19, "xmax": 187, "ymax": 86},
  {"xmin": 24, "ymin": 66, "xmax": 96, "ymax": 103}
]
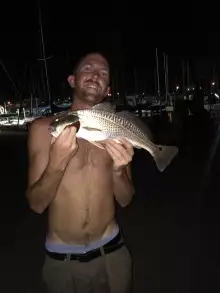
[{"xmin": 69, "ymin": 54, "xmax": 110, "ymax": 106}]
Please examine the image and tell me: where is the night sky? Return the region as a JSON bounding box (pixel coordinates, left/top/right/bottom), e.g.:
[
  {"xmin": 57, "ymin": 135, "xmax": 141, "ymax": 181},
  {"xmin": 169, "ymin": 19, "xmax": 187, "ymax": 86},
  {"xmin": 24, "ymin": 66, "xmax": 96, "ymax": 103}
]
[{"xmin": 0, "ymin": 1, "xmax": 219, "ymax": 100}]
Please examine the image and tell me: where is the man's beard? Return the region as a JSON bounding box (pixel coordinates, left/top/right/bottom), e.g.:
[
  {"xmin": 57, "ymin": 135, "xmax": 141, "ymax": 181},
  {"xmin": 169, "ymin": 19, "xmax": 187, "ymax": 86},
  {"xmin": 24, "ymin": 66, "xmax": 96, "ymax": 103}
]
[{"xmin": 80, "ymin": 90, "xmax": 104, "ymax": 106}]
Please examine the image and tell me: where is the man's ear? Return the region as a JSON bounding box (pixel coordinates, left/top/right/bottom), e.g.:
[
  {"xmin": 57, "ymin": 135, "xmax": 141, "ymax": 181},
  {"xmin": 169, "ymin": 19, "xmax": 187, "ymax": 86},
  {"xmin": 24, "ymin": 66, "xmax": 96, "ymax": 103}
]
[
  {"xmin": 105, "ymin": 87, "xmax": 110, "ymax": 96},
  {"xmin": 67, "ymin": 75, "xmax": 75, "ymax": 88}
]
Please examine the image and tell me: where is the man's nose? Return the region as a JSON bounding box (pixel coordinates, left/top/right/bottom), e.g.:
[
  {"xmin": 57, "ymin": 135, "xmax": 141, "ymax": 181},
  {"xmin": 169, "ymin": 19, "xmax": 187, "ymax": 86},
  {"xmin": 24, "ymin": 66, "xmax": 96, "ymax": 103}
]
[{"xmin": 91, "ymin": 71, "xmax": 99, "ymax": 80}]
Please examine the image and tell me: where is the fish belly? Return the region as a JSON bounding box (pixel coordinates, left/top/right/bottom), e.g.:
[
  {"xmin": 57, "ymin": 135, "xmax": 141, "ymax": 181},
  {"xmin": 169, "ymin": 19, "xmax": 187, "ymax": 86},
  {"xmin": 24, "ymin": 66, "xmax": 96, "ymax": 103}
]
[{"xmin": 76, "ymin": 127, "xmax": 108, "ymax": 141}]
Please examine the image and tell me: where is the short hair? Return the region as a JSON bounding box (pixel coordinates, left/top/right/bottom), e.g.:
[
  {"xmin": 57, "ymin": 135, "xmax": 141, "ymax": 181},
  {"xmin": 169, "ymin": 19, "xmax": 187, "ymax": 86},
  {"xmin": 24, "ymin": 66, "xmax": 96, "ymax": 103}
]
[{"xmin": 72, "ymin": 51, "xmax": 110, "ymax": 75}]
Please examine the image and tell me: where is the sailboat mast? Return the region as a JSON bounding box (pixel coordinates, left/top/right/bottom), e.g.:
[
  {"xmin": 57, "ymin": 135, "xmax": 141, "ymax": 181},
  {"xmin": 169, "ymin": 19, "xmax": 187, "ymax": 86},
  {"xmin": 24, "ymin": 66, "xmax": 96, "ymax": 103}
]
[
  {"xmin": 38, "ymin": 0, "xmax": 51, "ymax": 109},
  {"xmin": 156, "ymin": 48, "xmax": 160, "ymax": 97},
  {"xmin": 166, "ymin": 55, "xmax": 169, "ymax": 98},
  {"xmin": 0, "ymin": 59, "xmax": 20, "ymax": 96},
  {"xmin": 182, "ymin": 60, "xmax": 185, "ymax": 93},
  {"xmin": 163, "ymin": 53, "xmax": 168, "ymax": 103},
  {"xmin": 134, "ymin": 67, "xmax": 138, "ymax": 96},
  {"xmin": 187, "ymin": 60, "xmax": 190, "ymax": 88}
]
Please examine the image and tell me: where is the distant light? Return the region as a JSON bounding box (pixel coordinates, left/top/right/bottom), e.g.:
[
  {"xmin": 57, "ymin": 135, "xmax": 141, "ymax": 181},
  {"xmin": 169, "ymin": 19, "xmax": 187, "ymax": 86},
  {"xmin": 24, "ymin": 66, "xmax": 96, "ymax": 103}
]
[
  {"xmin": 212, "ymin": 82, "xmax": 215, "ymax": 86},
  {"xmin": 192, "ymin": 87, "xmax": 195, "ymax": 90},
  {"xmin": 176, "ymin": 85, "xmax": 179, "ymax": 90},
  {"xmin": 117, "ymin": 92, "xmax": 119, "ymax": 95},
  {"xmin": 187, "ymin": 88, "xmax": 190, "ymax": 91},
  {"xmin": 142, "ymin": 93, "xmax": 145, "ymax": 95},
  {"xmin": 214, "ymin": 93, "xmax": 219, "ymax": 98}
]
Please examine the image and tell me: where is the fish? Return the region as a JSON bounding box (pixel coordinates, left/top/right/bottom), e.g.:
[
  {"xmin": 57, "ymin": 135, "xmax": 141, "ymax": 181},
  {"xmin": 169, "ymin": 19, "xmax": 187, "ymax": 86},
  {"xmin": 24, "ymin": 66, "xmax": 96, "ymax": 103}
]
[{"xmin": 50, "ymin": 102, "xmax": 178, "ymax": 172}]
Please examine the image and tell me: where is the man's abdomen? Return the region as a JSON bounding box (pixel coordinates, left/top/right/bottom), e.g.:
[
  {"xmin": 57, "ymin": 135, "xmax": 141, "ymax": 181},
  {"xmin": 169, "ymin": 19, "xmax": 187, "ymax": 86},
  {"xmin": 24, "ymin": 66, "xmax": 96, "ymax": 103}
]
[{"xmin": 47, "ymin": 192, "xmax": 116, "ymax": 245}]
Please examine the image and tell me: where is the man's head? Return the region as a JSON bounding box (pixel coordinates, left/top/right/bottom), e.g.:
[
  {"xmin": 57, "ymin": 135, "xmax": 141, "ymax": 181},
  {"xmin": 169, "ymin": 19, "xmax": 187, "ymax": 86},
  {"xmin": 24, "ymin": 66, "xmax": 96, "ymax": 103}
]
[{"xmin": 68, "ymin": 53, "xmax": 110, "ymax": 107}]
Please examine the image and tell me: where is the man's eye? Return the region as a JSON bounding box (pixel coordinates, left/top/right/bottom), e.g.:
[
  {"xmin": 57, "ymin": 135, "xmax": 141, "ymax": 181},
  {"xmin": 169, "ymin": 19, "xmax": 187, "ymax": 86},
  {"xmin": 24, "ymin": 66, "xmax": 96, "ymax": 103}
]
[
  {"xmin": 101, "ymin": 71, "xmax": 109, "ymax": 78},
  {"xmin": 83, "ymin": 66, "xmax": 92, "ymax": 71}
]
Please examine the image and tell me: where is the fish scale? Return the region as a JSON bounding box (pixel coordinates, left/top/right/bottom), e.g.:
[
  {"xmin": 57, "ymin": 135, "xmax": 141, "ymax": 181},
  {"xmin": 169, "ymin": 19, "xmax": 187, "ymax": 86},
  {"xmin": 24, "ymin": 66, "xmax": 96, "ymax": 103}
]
[
  {"xmin": 50, "ymin": 103, "xmax": 178, "ymax": 172},
  {"xmin": 76, "ymin": 109, "xmax": 152, "ymax": 145}
]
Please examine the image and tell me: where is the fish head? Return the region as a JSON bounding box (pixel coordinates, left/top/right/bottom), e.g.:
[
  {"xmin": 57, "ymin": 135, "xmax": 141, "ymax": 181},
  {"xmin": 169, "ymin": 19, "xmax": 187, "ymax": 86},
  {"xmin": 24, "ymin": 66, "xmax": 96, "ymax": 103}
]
[{"xmin": 50, "ymin": 113, "xmax": 80, "ymax": 138}]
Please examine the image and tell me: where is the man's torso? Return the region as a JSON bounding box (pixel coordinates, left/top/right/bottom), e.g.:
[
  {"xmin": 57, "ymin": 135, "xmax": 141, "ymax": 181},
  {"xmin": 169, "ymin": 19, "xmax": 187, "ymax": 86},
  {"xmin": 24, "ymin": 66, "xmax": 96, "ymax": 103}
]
[{"xmin": 47, "ymin": 133, "xmax": 116, "ymax": 246}]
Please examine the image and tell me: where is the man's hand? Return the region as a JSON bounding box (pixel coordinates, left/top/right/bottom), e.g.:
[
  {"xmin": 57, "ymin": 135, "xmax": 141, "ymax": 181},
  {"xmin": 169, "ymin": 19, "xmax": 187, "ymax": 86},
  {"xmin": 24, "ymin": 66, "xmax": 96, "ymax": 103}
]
[
  {"xmin": 105, "ymin": 138, "xmax": 134, "ymax": 173},
  {"xmin": 49, "ymin": 126, "xmax": 78, "ymax": 171}
]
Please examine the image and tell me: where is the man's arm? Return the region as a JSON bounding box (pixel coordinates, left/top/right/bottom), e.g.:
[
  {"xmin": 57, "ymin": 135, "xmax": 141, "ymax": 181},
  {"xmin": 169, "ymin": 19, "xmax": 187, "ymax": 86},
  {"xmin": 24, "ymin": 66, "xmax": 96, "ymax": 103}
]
[
  {"xmin": 113, "ymin": 163, "xmax": 135, "ymax": 207},
  {"xmin": 26, "ymin": 119, "xmax": 65, "ymax": 214}
]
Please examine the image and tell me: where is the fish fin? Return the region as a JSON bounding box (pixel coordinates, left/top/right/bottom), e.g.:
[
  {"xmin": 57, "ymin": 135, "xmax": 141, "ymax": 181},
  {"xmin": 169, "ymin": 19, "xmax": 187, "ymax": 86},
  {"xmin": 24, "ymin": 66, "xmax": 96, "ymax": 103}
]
[
  {"xmin": 133, "ymin": 145, "xmax": 142, "ymax": 149},
  {"xmin": 115, "ymin": 111, "xmax": 153, "ymax": 140},
  {"xmin": 92, "ymin": 102, "xmax": 115, "ymax": 112},
  {"xmin": 83, "ymin": 127, "xmax": 102, "ymax": 131},
  {"xmin": 88, "ymin": 141, "xmax": 105, "ymax": 149},
  {"xmin": 153, "ymin": 145, "xmax": 178, "ymax": 172},
  {"xmin": 125, "ymin": 139, "xmax": 142, "ymax": 149}
]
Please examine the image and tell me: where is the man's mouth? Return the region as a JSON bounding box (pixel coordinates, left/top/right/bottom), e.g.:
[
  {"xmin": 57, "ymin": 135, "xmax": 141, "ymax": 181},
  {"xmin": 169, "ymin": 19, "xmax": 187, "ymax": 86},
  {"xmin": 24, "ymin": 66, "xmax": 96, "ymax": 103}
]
[{"xmin": 85, "ymin": 81, "xmax": 100, "ymax": 90}]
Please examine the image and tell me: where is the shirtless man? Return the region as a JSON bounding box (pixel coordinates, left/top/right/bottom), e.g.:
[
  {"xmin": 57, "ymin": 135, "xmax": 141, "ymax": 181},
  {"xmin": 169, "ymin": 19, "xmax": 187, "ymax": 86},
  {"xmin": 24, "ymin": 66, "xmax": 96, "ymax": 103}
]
[{"xmin": 27, "ymin": 53, "xmax": 135, "ymax": 293}]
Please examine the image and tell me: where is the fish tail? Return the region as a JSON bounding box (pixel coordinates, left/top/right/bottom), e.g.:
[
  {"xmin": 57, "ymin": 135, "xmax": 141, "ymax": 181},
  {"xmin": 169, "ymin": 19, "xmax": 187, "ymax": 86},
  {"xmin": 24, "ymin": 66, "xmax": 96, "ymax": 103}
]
[{"xmin": 153, "ymin": 145, "xmax": 178, "ymax": 172}]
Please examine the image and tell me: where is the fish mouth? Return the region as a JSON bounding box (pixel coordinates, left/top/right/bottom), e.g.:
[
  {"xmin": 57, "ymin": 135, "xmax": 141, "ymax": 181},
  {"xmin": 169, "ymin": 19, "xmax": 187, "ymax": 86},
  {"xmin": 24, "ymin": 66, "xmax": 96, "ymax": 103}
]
[
  {"xmin": 49, "ymin": 126, "xmax": 59, "ymax": 138},
  {"xmin": 64, "ymin": 121, "xmax": 80, "ymax": 132},
  {"xmin": 49, "ymin": 125, "xmax": 56, "ymax": 134}
]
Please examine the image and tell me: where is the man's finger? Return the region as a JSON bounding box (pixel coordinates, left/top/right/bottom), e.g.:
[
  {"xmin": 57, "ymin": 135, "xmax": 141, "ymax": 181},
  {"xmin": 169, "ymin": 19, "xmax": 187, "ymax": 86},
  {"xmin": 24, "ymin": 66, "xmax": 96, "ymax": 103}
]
[
  {"xmin": 55, "ymin": 127, "xmax": 71, "ymax": 144},
  {"xmin": 106, "ymin": 142, "xmax": 128, "ymax": 163},
  {"xmin": 106, "ymin": 144, "xmax": 121, "ymax": 162},
  {"xmin": 117, "ymin": 138, "xmax": 134, "ymax": 156},
  {"xmin": 51, "ymin": 136, "xmax": 56, "ymax": 144},
  {"xmin": 67, "ymin": 126, "xmax": 77, "ymax": 140}
]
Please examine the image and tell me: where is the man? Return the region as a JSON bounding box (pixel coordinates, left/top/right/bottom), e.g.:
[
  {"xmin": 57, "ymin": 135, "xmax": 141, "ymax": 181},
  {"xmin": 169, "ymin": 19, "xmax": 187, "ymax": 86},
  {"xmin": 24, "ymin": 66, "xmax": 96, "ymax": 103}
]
[{"xmin": 27, "ymin": 53, "xmax": 135, "ymax": 293}]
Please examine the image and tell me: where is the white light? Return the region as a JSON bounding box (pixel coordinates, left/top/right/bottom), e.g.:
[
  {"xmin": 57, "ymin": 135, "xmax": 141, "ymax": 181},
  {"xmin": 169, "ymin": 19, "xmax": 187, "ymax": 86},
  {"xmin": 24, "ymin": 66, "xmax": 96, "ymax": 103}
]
[{"xmin": 212, "ymin": 82, "xmax": 215, "ymax": 86}]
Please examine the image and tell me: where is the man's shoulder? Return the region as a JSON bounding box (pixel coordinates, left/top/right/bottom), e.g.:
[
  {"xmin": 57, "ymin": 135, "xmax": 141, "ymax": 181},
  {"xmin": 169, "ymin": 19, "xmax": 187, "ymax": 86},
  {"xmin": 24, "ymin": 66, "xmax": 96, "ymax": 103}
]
[
  {"xmin": 30, "ymin": 116, "xmax": 54, "ymax": 130},
  {"xmin": 29, "ymin": 116, "xmax": 55, "ymax": 140}
]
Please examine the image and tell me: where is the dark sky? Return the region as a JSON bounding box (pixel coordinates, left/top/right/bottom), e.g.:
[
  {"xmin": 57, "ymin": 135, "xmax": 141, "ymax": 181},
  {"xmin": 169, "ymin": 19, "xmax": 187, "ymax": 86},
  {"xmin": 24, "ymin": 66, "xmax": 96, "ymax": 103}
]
[{"xmin": 0, "ymin": 1, "xmax": 219, "ymax": 98}]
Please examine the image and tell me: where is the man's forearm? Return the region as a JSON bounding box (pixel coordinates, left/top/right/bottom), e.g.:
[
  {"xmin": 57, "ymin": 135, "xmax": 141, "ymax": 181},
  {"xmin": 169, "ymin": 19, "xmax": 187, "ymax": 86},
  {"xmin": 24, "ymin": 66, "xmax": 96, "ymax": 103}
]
[
  {"xmin": 27, "ymin": 165, "xmax": 65, "ymax": 214},
  {"xmin": 113, "ymin": 169, "xmax": 134, "ymax": 207}
]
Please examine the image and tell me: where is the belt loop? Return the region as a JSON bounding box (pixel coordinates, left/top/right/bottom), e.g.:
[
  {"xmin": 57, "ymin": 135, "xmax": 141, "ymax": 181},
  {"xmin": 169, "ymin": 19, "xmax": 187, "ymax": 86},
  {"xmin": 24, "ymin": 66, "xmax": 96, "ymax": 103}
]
[
  {"xmin": 64, "ymin": 254, "xmax": 71, "ymax": 262},
  {"xmin": 100, "ymin": 246, "xmax": 105, "ymax": 257}
]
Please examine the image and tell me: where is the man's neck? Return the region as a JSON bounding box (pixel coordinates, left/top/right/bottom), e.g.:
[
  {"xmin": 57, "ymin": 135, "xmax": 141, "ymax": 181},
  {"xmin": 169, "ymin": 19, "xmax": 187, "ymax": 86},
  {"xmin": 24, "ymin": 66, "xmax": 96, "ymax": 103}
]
[{"xmin": 71, "ymin": 98, "xmax": 93, "ymax": 111}]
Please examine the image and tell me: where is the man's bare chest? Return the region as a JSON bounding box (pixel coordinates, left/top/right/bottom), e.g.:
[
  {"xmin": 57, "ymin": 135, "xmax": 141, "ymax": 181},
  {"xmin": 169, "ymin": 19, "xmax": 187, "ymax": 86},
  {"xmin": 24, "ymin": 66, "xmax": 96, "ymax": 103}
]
[{"xmin": 67, "ymin": 139, "xmax": 112, "ymax": 171}]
